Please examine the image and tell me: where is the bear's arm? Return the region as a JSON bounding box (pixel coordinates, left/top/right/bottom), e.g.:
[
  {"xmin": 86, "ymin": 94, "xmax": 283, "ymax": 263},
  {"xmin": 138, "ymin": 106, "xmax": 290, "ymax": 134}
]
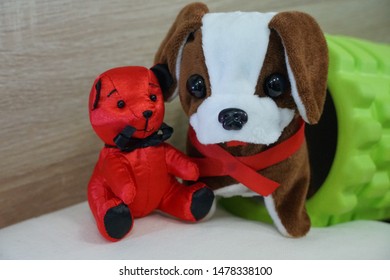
[
  {"xmin": 101, "ymin": 154, "xmax": 136, "ymax": 205},
  {"xmin": 163, "ymin": 143, "xmax": 199, "ymax": 181}
]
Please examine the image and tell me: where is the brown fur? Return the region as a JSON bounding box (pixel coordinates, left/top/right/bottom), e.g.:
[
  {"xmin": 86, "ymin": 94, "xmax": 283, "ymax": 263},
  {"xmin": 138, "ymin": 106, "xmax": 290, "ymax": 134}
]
[
  {"xmin": 269, "ymin": 12, "xmax": 328, "ymax": 124},
  {"xmin": 155, "ymin": 3, "xmax": 328, "ymax": 237},
  {"xmin": 179, "ymin": 29, "xmax": 211, "ymax": 115},
  {"xmin": 154, "ymin": 2, "xmax": 209, "ymax": 100}
]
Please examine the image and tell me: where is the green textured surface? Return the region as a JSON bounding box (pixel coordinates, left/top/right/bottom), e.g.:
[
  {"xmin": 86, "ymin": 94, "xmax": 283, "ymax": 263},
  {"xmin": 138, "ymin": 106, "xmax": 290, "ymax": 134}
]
[{"xmin": 220, "ymin": 35, "xmax": 390, "ymax": 227}]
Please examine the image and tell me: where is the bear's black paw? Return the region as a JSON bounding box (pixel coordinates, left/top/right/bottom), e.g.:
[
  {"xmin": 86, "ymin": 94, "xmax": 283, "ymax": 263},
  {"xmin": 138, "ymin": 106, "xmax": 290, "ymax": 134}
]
[
  {"xmin": 104, "ymin": 203, "xmax": 133, "ymax": 240},
  {"xmin": 190, "ymin": 188, "xmax": 215, "ymax": 221}
]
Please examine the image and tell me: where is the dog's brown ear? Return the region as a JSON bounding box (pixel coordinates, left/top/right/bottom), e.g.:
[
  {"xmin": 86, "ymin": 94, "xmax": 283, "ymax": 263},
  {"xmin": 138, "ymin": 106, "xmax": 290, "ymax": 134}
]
[
  {"xmin": 154, "ymin": 2, "xmax": 209, "ymax": 101},
  {"xmin": 269, "ymin": 12, "xmax": 328, "ymax": 124}
]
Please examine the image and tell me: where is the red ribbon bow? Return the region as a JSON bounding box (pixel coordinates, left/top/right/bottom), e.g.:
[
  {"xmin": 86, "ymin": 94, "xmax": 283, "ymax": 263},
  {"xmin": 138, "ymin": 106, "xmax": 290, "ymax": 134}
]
[{"xmin": 188, "ymin": 120, "xmax": 305, "ymax": 196}]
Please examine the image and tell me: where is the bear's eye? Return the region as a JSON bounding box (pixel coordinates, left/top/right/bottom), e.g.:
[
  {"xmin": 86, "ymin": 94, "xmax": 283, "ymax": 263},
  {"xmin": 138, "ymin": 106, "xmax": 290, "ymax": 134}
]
[
  {"xmin": 150, "ymin": 94, "xmax": 157, "ymax": 102},
  {"xmin": 186, "ymin": 74, "xmax": 206, "ymax": 99},
  {"xmin": 117, "ymin": 100, "xmax": 126, "ymax": 108},
  {"xmin": 264, "ymin": 73, "xmax": 288, "ymax": 98}
]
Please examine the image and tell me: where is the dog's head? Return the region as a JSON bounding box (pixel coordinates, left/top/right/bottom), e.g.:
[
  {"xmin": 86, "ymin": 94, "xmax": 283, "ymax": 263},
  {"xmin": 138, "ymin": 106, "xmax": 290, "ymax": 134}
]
[
  {"xmin": 89, "ymin": 65, "xmax": 172, "ymax": 146},
  {"xmin": 155, "ymin": 3, "xmax": 328, "ymax": 146}
]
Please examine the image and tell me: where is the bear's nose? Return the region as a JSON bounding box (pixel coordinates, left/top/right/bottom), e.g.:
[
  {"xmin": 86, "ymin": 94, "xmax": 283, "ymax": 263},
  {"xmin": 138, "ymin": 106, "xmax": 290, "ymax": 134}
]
[{"xmin": 143, "ymin": 110, "xmax": 153, "ymax": 119}]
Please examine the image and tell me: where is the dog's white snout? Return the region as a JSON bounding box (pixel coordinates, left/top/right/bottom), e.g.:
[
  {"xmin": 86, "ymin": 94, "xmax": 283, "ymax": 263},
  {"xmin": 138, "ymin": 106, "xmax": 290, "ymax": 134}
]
[{"xmin": 190, "ymin": 94, "xmax": 294, "ymax": 145}]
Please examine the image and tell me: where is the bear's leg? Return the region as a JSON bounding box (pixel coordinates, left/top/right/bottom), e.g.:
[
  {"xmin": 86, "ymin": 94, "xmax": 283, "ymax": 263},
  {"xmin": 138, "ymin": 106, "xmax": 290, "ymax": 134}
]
[
  {"xmin": 88, "ymin": 182, "xmax": 133, "ymax": 241},
  {"xmin": 159, "ymin": 180, "xmax": 215, "ymax": 221},
  {"xmin": 103, "ymin": 203, "xmax": 133, "ymax": 240}
]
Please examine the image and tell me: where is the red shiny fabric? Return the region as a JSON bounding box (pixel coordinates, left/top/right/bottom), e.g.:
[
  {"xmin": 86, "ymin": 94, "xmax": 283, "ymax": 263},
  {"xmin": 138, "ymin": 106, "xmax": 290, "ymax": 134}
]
[
  {"xmin": 88, "ymin": 66, "xmax": 165, "ymax": 146},
  {"xmin": 88, "ymin": 144, "xmax": 205, "ymax": 241},
  {"xmin": 88, "ymin": 66, "xmax": 206, "ymax": 241}
]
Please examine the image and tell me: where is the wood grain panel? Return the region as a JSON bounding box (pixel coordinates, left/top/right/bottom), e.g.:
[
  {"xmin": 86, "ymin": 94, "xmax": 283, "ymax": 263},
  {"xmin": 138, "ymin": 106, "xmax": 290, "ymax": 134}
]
[{"xmin": 1, "ymin": 0, "xmax": 389, "ymax": 228}]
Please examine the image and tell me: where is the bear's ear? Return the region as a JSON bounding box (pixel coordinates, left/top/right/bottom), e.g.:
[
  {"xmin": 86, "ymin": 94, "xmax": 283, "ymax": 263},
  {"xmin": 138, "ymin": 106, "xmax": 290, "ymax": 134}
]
[
  {"xmin": 150, "ymin": 64, "xmax": 174, "ymax": 100},
  {"xmin": 92, "ymin": 79, "xmax": 102, "ymax": 110}
]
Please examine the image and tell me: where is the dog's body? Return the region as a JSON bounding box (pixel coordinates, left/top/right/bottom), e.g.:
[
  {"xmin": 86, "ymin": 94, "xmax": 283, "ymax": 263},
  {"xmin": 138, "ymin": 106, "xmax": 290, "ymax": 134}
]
[{"xmin": 155, "ymin": 3, "xmax": 328, "ymax": 237}]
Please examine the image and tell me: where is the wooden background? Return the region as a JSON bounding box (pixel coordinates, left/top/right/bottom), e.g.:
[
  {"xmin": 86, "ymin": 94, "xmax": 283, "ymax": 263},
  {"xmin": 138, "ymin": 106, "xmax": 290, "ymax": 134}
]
[{"xmin": 0, "ymin": 0, "xmax": 389, "ymax": 228}]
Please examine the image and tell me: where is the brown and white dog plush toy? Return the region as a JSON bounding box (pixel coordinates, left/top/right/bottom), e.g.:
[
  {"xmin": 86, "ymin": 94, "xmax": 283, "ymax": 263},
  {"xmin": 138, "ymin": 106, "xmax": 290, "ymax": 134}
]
[{"xmin": 155, "ymin": 2, "xmax": 328, "ymax": 237}]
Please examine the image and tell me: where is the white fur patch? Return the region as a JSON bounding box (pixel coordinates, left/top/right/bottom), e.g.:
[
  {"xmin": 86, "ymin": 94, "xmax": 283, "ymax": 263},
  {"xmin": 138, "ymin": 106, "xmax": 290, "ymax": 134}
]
[
  {"xmin": 264, "ymin": 195, "xmax": 291, "ymax": 237},
  {"xmin": 192, "ymin": 11, "xmax": 294, "ymax": 145},
  {"xmin": 190, "ymin": 94, "xmax": 294, "ymax": 144},
  {"xmin": 285, "ymin": 50, "xmax": 309, "ymax": 122},
  {"xmin": 214, "ymin": 183, "xmax": 258, "ymax": 198},
  {"xmin": 169, "ymin": 39, "xmax": 188, "ymax": 101},
  {"xmin": 202, "ymin": 12, "xmax": 275, "ymax": 98}
]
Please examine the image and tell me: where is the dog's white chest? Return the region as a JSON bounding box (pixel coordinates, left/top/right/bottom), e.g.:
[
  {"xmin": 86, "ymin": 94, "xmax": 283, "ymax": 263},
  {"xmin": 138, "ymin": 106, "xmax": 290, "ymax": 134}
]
[{"xmin": 214, "ymin": 183, "xmax": 259, "ymax": 198}]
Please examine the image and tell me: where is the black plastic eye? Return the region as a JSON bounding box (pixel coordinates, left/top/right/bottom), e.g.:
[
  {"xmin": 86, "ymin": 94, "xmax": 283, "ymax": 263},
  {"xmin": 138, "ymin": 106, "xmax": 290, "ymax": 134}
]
[
  {"xmin": 264, "ymin": 73, "xmax": 288, "ymax": 98},
  {"xmin": 117, "ymin": 100, "xmax": 126, "ymax": 108},
  {"xmin": 150, "ymin": 94, "xmax": 157, "ymax": 102},
  {"xmin": 186, "ymin": 74, "xmax": 206, "ymax": 99}
]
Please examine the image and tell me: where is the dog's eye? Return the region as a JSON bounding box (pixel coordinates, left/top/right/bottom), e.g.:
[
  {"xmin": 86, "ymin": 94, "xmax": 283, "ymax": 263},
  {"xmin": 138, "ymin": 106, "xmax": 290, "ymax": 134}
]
[
  {"xmin": 186, "ymin": 74, "xmax": 206, "ymax": 99},
  {"xmin": 264, "ymin": 74, "xmax": 288, "ymax": 98},
  {"xmin": 117, "ymin": 100, "xmax": 126, "ymax": 108},
  {"xmin": 150, "ymin": 94, "xmax": 157, "ymax": 102}
]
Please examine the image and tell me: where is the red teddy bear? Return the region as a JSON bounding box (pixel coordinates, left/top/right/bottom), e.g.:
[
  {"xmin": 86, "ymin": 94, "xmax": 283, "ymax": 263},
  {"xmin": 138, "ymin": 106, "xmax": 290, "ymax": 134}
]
[{"xmin": 88, "ymin": 65, "xmax": 215, "ymax": 241}]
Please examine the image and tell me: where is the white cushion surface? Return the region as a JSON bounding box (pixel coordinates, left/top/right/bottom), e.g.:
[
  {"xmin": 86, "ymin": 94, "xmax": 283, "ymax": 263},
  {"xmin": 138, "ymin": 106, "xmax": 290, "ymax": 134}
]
[{"xmin": 1, "ymin": 202, "xmax": 389, "ymax": 259}]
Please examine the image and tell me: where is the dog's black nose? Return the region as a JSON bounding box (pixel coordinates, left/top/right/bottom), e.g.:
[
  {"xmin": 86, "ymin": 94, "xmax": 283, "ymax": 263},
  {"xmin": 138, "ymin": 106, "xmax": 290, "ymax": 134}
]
[
  {"xmin": 143, "ymin": 110, "xmax": 153, "ymax": 118},
  {"xmin": 218, "ymin": 108, "xmax": 248, "ymax": 130}
]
